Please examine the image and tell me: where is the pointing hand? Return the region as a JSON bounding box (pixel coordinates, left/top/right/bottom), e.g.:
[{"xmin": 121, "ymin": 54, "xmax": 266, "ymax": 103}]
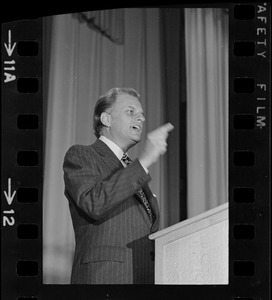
[{"xmin": 139, "ymin": 123, "xmax": 174, "ymax": 169}]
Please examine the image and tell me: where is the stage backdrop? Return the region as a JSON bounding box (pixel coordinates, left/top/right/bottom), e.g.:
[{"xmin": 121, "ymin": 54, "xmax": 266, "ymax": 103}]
[
  {"xmin": 185, "ymin": 8, "xmax": 229, "ymax": 217},
  {"xmin": 43, "ymin": 8, "xmax": 168, "ymax": 284},
  {"xmin": 43, "ymin": 7, "xmax": 228, "ymax": 284}
]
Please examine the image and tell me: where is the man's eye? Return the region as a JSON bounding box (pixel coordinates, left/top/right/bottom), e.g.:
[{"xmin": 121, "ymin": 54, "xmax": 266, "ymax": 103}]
[{"xmin": 128, "ymin": 110, "xmax": 134, "ymax": 114}]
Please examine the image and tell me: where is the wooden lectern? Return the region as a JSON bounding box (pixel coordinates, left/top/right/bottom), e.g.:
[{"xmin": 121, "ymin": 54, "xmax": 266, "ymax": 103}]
[{"xmin": 149, "ymin": 202, "xmax": 228, "ymax": 284}]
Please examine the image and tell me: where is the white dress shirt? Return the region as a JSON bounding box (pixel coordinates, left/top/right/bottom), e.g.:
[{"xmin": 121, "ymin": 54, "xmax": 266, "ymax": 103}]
[{"xmin": 99, "ymin": 135, "xmax": 148, "ymax": 173}]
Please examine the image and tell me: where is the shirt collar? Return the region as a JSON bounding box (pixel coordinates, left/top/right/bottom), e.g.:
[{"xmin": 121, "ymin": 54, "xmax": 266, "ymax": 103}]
[{"xmin": 99, "ymin": 135, "xmax": 124, "ymax": 161}]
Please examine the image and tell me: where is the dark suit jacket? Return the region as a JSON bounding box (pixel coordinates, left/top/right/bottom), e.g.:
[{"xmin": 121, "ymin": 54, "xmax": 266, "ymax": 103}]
[{"xmin": 63, "ymin": 139, "xmax": 160, "ymax": 284}]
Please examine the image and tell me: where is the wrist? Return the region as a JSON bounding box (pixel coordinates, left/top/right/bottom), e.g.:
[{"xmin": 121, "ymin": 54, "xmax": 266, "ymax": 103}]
[
  {"xmin": 141, "ymin": 163, "xmax": 149, "ymax": 174},
  {"xmin": 139, "ymin": 157, "xmax": 150, "ymax": 171}
]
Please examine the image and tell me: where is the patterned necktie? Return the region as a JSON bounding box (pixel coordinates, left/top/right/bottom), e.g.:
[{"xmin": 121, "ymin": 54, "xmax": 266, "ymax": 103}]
[{"xmin": 121, "ymin": 153, "xmax": 155, "ymax": 222}]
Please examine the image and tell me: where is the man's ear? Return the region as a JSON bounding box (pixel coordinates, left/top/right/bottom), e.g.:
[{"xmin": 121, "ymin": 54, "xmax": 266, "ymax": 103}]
[{"xmin": 100, "ymin": 112, "xmax": 111, "ymax": 127}]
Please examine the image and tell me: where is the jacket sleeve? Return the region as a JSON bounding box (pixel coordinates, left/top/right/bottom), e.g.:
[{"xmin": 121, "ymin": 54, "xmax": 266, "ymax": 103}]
[{"xmin": 63, "ymin": 145, "xmax": 151, "ymax": 220}]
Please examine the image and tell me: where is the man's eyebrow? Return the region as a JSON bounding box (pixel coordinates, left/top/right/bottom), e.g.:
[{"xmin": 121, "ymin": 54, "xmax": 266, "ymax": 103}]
[
  {"xmin": 129, "ymin": 105, "xmax": 144, "ymax": 113},
  {"xmin": 123, "ymin": 105, "xmax": 145, "ymax": 115},
  {"xmin": 122, "ymin": 105, "xmax": 135, "ymax": 111}
]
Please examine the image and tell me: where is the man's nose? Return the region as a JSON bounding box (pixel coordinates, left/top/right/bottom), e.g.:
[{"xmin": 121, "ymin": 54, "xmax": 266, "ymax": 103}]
[{"xmin": 136, "ymin": 113, "xmax": 145, "ymax": 122}]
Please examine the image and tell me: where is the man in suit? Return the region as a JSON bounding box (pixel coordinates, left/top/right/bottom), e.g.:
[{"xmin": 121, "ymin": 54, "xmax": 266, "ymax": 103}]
[{"xmin": 63, "ymin": 87, "xmax": 173, "ymax": 284}]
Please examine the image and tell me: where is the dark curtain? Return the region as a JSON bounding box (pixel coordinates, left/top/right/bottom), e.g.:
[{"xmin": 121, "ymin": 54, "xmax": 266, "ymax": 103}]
[{"xmin": 160, "ymin": 8, "xmax": 187, "ymax": 224}]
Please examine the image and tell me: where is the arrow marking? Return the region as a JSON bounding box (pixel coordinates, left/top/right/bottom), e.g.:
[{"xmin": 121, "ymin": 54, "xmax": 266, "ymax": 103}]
[
  {"xmin": 4, "ymin": 30, "xmax": 16, "ymax": 57},
  {"xmin": 3, "ymin": 178, "xmax": 16, "ymax": 205}
]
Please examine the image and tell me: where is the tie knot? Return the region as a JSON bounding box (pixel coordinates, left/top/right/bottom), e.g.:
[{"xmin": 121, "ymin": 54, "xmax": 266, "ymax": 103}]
[{"xmin": 121, "ymin": 153, "xmax": 132, "ymax": 165}]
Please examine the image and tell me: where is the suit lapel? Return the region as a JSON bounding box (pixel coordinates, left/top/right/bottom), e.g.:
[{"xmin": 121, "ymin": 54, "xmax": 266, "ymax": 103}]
[
  {"xmin": 92, "ymin": 139, "xmax": 123, "ymax": 170},
  {"xmin": 92, "ymin": 139, "xmax": 160, "ymax": 230}
]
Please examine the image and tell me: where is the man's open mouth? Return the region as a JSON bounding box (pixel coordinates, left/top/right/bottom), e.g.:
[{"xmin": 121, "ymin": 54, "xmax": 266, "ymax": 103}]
[{"xmin": 131, "ymin": 125, "xmax": 141, "ymax": 131}]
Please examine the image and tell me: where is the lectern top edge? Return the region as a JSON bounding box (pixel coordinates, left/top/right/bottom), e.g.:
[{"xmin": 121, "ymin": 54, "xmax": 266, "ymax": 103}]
[{"xmin": 149, "ymin": 202, "xmax": 229, "ymax": 240}]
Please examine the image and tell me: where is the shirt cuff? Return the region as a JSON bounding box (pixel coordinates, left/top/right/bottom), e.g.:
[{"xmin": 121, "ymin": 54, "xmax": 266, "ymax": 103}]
[{"xmin": 139, "ymin": 161, "xmax": 149, "ymax": 174}]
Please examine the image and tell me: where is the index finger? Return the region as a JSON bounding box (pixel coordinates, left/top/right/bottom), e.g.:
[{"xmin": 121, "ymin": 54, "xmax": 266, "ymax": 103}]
[
  {"xmin": 161, "ymin": 122, "xmax": 174, "ymax": 133},
  {"xmin": 150, "ymin": 122, "xmax": 174, "ymax": 136}
]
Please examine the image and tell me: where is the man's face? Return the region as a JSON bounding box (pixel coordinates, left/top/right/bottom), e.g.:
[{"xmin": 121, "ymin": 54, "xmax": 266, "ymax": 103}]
[{"xmin": 107, "ymin": 94, "xmax": 145, "ymax": 151}]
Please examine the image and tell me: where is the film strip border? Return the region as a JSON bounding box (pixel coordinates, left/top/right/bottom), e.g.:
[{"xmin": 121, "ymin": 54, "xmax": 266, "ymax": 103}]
[
  {"xmin": 229, "ymin": 3, "xmax": 270, "ymax": 300},
  {"xmin": 1, "ymin": 19, "xmax": 43, "ymax": 299},
  {"xmin": 0, "ymin": 3, "xmax": 271, "ymax": 300}
]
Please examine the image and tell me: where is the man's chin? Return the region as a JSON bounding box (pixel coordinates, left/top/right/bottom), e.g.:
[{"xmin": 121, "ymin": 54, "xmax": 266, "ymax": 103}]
[
  {"xmin": 131, "ymin": 137, "xmax": 141, "ymax": 144},
  {"xmin": 130, "ymin": 136, "xmax": 141, "ymax": 146}
]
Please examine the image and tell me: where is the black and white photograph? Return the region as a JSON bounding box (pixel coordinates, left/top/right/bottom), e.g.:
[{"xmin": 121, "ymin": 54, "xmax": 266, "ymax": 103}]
[
  {"xmin": 42, "ymin": 7, "xmax": 229, "ymax": 285},
  {"xmin": 1, "ymin": 3, "xmax": 271, "ymax": 300}
]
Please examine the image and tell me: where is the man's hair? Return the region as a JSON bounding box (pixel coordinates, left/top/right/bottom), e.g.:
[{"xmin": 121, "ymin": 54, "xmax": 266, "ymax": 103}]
[{"xmin": 93, "ymin": 87, "xmax": 140, "ymax": 138}]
